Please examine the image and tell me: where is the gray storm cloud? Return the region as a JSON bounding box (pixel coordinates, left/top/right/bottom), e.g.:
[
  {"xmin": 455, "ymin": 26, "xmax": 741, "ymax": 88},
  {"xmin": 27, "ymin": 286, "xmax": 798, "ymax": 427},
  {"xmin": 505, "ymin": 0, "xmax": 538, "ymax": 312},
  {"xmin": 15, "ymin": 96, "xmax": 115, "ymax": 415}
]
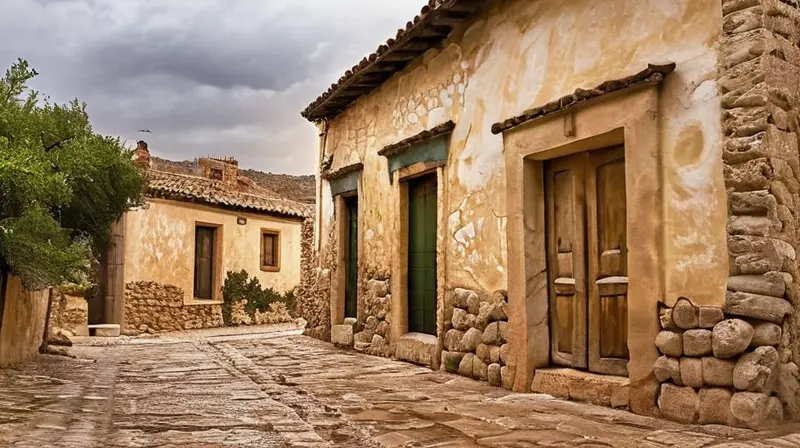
[{"xmin": 0, "ymin": 0, "xmax": 424, "ymax": 174}]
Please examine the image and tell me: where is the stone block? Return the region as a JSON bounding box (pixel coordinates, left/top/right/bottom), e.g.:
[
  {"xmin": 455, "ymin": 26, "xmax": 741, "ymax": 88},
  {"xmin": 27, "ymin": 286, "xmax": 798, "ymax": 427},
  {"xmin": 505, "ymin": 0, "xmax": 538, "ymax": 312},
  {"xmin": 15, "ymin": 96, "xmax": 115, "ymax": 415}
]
[
  {"xmin": 500, "ymin": 344, "xmax": 510, "ymax": 365},
  {"xmin": 473, "ymin": 356, "xmax": 488, "ymax": 380},
  {"xmin": 489, "ymin": 345, "xmax": 501, "ymax": 364},
  {"xmin": 488, "ymin": 363, "xmax": 502, "ymax": 387},
  {"xmin": 476, "ymin": 343, "xmax": 491, "ymax": 363},
  {"xmin": 703, "ymin": 357, "xmax": 737, "ymax": 387},
  {"xmin": 451, "ymin": 308, "xmax": 475, "ymax": 331},
  {"xmin": 730, "ymin": 392, "xmax": 770, "ymax": 428},
  {"xmin": 734, "ymin": 346, "xmax": 778, "ymax": 392},
  {"xmin": 683, "ymin": 329, "xmax": 712, "ymax": 357},
  {"xmin": 713, "ymin": 319, "xmax": 754, "ymax": 358},
  {"xmin": 458, "ymin": 353, "xmax": 475, "ymax": 377},
  {"xmin": 727, "ymin": 274, "xmax": 786, "ymax": 297},
  {"xmin": 699, "ymin": 306, "xmax": 725, "ymax": 329},
  {"xmin": 672, "ymin": 298, "xmax": 699, "ymax": 329},
  {"xmin": 395, "ymin": 333, "xmax": 435, "ymax": 367},
  {"xmin": 654, "ymin": 356, "xmax": 682, "ymax": 385},
  {"xmin": 441, "ymin": 351, "xmax": 466, "ymax": 373},
  {"xmin": 659, "ymin": 307, "xmax": 677, "ymax": 330},
  {"xmin": 751, "ymin": 322, "xmax": 782, "ymax": 347},
  {"xmin": 343, "ymin": 317, "xmax": 357, "ymax": 326},
  {"xmin": 444, "ymin": 329, "xmax": 465, "ymax": 351},
  {"xmin": 658, "ymin": 384, "xmax": 698, "ymax": 424},
  {"xmin": 461, "ymin": 328, "xmax": 482, "ymax": 352},
  {"xmin": 656, "ymin": 331, "xmax": 683, "ymax": 357},
  {"xmin": 680, "ymin": 357, "xmax": 704, "ymax": 388},
  {"xmin": 331, "ymin": 324, "xmax": 354, "ymax": 346},
  {"xmin": 699, "ymin": 388, "xmax": 733, "ymax": 425},
  {"xmin": 482, "ymin": 321, "xmax": 507, "ymax": 346},
  {"xmin": 532, "ymin": 368, "xmax": 629, "ymax": 408},
  {"xmin": 724, "ymin": 291, "xmax": 792, "ymax": 324}
]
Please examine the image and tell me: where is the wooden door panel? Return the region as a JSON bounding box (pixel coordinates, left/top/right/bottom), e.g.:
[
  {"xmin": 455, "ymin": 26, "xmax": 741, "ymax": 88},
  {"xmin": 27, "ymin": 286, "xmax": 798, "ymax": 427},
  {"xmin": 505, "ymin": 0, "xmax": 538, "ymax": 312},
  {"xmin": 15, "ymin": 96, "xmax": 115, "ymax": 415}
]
[
  {"xmin": 194, "ymin": 227, "xmax": 215, "ymax": 300},
  {"xmin": 588, "ymin": 146, "xmax": 629, "ymax": 376},
  {"xmin": 545, "ymin": 154, "xmax": 588, "ymax": 369},
  {"xmin": 408, "ymin": 175, "xmax": 437, "ymax": 335}
]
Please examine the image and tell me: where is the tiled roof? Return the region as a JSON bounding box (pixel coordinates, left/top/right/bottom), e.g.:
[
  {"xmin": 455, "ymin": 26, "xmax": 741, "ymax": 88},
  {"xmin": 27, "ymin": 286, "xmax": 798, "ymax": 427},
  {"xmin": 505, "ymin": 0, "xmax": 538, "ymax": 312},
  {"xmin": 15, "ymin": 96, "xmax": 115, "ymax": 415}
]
[
  {"xmin": 491, "ymin": 63, "xmax": 677, "ymax": 135},
  {"xmin": 301, "ymin": 0, "xmax": 489, "ymax": 122},
  {"xmin": 145, "ymin": 170, "xmax": 313, "ymax": 219},
  {"xmin": 151, "ymin": 157, "xmax": 316, "ymax": 204}
]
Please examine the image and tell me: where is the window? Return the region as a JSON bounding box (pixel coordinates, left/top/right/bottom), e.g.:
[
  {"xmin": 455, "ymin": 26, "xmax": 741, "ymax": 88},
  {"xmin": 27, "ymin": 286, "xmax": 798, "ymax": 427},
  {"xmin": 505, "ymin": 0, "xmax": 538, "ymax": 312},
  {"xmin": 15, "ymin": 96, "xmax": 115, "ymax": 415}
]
[
  {"xmin": 209, "ymin": 168, "xmax": 223, "ymax": 180},
  {"xmin": 261, "ymin": 229, "xmax": 281, "ymax": 272},
  {"xmin": 194, "ymin": 225, "xmax": 217, "ymax": 300}
]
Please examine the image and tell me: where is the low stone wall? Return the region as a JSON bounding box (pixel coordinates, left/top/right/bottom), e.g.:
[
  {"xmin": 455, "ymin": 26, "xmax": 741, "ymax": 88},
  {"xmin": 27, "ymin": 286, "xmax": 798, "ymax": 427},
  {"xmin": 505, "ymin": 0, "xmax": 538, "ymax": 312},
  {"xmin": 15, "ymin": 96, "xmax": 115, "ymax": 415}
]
[
  {"xmin": 353, "ymin": 277, "xmax": 391, "ymax": 356},
  {"xmin": 124, "ymin": 281, "xmax": 223, "ymax": 333},
  {"xmin": 441, "ymin": 288, "xmax": 514, "ymax": 389},
  {"xmin": 48, "ymin": 290, "xmax": 89, "ymax": 337},
  {"xmin": 654, "ymin": 297, "xmax": 789, "ymax": 427}
]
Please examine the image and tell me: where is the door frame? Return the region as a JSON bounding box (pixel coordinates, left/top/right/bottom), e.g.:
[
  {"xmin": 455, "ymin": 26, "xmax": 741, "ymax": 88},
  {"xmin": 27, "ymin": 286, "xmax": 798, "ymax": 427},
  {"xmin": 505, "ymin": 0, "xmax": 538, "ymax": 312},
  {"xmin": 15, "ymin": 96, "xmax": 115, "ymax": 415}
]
[
  {"xmin": 503, "ymin": 86, "xmax": 663, "ymax": 415},
  {"xmin": 192, "ymin": 222, "xmax": 223, "ymax": 302},
  {"xmin": 390, "ymin": 163, "xmax": 447, "ymax": 351},
  {"xmin": 332, "ymin": 190, "xmax": 361, "ymax": 326}
]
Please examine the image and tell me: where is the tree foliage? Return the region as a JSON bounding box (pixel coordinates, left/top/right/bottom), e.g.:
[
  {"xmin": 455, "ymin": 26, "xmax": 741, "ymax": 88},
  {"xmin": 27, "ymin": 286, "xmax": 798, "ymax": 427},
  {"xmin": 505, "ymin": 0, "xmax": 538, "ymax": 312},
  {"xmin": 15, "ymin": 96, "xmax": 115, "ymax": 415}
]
[{"xmin": 0, "ymin": 58, "xmax": 145, "ymax": 289}]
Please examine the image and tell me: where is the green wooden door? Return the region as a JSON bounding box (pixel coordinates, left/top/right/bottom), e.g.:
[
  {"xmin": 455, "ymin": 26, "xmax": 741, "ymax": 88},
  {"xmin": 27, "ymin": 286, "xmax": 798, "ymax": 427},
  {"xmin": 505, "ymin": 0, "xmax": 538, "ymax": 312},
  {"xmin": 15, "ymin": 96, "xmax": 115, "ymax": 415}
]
[
  {"xmin": 344, "ymin": 196, "xmax": 358, "ymax": 319},
  {"xmin": 408, "ymin": 175, "xmax": 437, "ymax": 335}
]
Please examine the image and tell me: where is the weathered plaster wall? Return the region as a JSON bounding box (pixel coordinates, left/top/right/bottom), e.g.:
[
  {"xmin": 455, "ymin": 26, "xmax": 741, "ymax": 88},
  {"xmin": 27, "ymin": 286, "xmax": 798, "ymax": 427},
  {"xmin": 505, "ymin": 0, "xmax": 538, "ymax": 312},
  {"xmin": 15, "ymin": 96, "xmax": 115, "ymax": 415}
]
[
  {"xmin": 0, "ymin": 277, "xmax": 48, "ymax": 367},
  {"xmin": 124, "ymin": 198, "xmax": 304, "ymax": 302},
  {"xmin": 318, "ymin": 0, "xmax": 727, "ymax": 316}
]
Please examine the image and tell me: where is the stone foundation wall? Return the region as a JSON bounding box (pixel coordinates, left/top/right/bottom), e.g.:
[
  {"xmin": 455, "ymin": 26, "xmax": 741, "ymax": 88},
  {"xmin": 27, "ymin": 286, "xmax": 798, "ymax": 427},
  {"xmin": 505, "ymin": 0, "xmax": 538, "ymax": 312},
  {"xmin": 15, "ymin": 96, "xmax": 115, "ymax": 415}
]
[
  {"xmin": 124, "ymin": 281, "xmax": 223, "ymax": 333},
  {"xmin": 708, "ymin": 0, "xmax": 800, "ymax": 426},
  {"xmin": 352, "ymin": 277, "xmax": 391, "ymax": 356},
  {"xmin": 48, "ymin": 290, "xmax": 89, "ymax": 337},
  {"xmin": 295, "ymin": 218, "xmax": 333, "ymax": 341},
  {"xmin": 655, "ymin": 299, "xmax": 787, "ymax": 427},
  {"xmin": 441, "ymin": 288, "xmax": 514, "ymax": 389}
]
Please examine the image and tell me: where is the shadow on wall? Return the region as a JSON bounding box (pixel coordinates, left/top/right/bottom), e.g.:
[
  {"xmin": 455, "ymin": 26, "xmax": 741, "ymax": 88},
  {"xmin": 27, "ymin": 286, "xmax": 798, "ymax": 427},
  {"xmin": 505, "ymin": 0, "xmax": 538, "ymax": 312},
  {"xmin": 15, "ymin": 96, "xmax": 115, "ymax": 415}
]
[{"xmin": 0, "ymin": 275, "xmax": 49, "ymax": 367}]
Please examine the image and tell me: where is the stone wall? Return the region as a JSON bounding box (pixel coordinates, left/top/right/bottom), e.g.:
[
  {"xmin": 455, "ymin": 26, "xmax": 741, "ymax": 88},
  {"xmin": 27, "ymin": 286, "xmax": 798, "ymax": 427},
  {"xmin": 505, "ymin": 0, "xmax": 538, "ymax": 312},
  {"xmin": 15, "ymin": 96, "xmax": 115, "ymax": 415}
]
[
  {"xmin": 655, "ymin": 299, "xmax": 786, "ymax": 427},
  {"xmin": 653, "ymin": 0, "xmax": 800, "ymax": 426},
  {"xmin": 353, "ymin": 277, "xmax": 391, "ymax": 356},
  {"xmin": 48, "ymin": 290, "xmax": 88, "ymax": 337},
  {"xmin": 124, "ymin": 281, "xmax": 223, "ymax": 333},
  {"xmin": 441, "ymin": 288, "xmax": 513, "ymax": 389},
  {"xmin": 295, "ymin": 218, "xmax": 333, "ymax": 341}
]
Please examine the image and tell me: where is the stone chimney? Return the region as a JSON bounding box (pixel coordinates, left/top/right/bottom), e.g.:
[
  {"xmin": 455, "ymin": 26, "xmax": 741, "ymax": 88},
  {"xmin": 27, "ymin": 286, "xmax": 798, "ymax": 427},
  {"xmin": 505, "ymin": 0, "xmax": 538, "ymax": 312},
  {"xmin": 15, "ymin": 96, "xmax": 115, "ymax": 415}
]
[
  {"xmin": 133, "ymin": 140, "xmax": 151, "ymax": 168},
  {"xmin": 198, "ymin": 157, "xmax": 239, "ymax": 188}
]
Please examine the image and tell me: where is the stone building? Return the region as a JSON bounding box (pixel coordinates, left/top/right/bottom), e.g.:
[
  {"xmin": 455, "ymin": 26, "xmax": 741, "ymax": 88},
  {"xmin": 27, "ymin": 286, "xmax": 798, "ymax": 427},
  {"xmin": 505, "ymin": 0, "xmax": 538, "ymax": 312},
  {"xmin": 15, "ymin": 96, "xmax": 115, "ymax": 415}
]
[
  {"xmin": 300, "ymin": 0, "xmax": 800, "ymax": 428},
  {"xmin": 93, "ymin": 141, "xmax": 314, "ymax": 333}
]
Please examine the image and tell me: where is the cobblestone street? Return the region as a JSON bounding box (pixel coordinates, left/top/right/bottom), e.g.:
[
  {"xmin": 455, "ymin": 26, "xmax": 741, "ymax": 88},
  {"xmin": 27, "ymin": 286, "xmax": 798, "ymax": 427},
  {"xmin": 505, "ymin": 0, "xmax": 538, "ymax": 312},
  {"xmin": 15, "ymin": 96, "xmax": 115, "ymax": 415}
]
[{"xmin": 3, "ymin": 328, "xmax": 800, "ymax": 447}]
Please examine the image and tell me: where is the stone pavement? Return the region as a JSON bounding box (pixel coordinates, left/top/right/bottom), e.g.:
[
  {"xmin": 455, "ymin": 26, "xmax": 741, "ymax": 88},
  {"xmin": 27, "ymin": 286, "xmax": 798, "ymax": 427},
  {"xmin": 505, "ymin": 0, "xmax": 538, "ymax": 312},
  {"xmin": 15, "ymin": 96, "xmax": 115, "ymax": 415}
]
[{"xmin": 1, "ymin": 328, "xmax": 800, "ymax": 447}]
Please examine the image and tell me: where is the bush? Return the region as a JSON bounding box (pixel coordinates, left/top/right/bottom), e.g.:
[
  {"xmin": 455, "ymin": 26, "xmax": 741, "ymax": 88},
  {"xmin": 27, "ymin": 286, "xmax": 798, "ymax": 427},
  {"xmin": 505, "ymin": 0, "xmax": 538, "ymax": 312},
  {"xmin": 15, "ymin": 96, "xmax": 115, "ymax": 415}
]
[{"xmin": 221, "ymin": 269, "xmax": 295, "ymax": 326}]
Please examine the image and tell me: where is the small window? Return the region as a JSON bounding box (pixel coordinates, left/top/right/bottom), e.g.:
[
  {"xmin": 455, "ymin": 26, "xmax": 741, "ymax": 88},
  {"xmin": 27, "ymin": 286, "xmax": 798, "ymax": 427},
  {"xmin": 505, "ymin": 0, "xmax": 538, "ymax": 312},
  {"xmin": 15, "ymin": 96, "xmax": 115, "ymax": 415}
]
[
  {"xmin": 261, "ymin": 229, "xmax": 281, "ymax": 272},
  {"xmin": 209, "ymin": 168, "xmax": 223, "ymax": 180}
]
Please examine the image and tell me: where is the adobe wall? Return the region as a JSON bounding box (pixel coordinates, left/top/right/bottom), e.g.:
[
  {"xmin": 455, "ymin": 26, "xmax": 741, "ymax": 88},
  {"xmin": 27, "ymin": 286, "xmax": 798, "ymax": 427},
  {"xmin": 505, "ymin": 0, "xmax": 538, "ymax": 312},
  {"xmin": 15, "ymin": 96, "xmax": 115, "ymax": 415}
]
[
  {"xmin": 652, "ymin": 0, "xmax": 800, "ymax": 427},
  {"xmin": 316, "ymin": 0, "xmax": 726, "ymax": 389},
  {"xmin": 124, "ymin": 198, "xmax": 304, "ymax": 302}
]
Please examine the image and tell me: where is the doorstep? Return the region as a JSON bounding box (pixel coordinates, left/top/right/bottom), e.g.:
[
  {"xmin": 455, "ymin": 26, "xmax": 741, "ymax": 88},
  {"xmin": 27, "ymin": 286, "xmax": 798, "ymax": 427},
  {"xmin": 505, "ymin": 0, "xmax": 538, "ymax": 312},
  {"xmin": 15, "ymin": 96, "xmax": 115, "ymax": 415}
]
[
  {"xmin": 531, "ymin": 368, "xmax": 629, "ymax": 409},
  {"xmin": 395, "ymin": 332, "xmax": 438, "ymax": 368}
]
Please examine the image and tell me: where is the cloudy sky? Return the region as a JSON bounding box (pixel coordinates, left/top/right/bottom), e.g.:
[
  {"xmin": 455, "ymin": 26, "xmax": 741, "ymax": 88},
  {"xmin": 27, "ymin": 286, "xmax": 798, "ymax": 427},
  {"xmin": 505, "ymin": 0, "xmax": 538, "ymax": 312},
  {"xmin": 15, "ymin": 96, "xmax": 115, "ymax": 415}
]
[{"xmin": 0, "ymin": 0, "xmax": 424, "ymax": 174}]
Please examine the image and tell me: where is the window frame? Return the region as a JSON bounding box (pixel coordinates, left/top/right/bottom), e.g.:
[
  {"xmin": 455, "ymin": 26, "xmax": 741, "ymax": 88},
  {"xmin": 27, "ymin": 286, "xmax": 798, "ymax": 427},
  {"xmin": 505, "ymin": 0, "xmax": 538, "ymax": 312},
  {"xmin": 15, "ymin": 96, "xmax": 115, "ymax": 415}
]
[{"xmin": 260, "ymin": 228, "xmax": 281, "ymax": 272}]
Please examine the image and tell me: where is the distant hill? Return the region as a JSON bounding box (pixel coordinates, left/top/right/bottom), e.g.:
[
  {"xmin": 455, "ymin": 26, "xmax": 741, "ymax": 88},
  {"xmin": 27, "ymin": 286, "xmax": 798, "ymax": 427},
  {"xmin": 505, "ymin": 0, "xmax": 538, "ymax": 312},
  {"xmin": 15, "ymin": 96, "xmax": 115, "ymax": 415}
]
[{"xmin": 150, "ymin": 157, "xmax": 316, "ymax": 204}]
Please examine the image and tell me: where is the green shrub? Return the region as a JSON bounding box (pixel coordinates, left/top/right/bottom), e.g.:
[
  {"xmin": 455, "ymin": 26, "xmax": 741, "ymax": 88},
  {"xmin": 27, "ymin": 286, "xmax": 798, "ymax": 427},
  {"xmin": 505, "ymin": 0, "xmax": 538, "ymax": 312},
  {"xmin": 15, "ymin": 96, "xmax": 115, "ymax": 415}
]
[{"xmin": 221, "ymin": 269, "xmax": 295, "ymax": 326}]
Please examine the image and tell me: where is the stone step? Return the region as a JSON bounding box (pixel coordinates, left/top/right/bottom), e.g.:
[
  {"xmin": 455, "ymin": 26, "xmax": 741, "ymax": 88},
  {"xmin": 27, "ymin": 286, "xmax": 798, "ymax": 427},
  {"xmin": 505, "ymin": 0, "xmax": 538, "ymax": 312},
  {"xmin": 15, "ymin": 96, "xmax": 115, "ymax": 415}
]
[{"xmin": 87, "ymin": 324, "xmax": 121, "ymax": 337}]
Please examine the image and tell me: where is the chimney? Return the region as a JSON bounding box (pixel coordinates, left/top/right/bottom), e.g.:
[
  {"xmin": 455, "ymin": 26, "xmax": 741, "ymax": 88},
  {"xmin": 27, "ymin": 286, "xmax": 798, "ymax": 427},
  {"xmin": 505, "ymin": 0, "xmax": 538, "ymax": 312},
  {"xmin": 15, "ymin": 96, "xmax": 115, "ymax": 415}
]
[
  {"xmin": 198, "ymin": 157, "xmax": 239, "ymax": 187},
  {"xmin": 133, "ymin": 140, "xmax": 151, "ymax": 168}
]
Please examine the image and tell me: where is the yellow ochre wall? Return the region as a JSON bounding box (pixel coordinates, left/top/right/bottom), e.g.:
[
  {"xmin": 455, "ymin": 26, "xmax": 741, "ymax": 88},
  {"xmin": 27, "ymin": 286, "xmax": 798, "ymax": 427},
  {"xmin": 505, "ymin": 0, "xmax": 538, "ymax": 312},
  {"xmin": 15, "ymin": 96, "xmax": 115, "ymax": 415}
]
[
  {"xmin": 319, "ymin": 0, "xmax": 728, "ymax": 307},
  {"xmin": 124, "ymin": 198, "xmax": 304, "ymax": 302}
]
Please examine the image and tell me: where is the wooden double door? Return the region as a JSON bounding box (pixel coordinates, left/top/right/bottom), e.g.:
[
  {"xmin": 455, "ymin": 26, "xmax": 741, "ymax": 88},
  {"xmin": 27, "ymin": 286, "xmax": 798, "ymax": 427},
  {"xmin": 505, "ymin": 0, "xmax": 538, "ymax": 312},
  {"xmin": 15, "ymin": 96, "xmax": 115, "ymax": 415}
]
[{"xmin": 545, "ymin": 146, "xmax": 629, "ymax": 376}]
